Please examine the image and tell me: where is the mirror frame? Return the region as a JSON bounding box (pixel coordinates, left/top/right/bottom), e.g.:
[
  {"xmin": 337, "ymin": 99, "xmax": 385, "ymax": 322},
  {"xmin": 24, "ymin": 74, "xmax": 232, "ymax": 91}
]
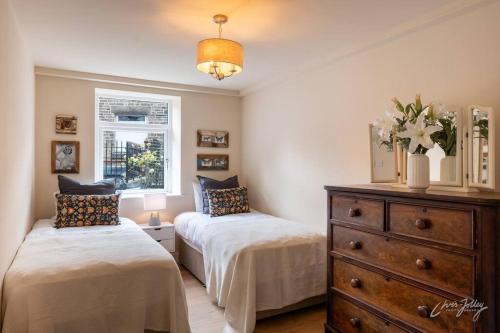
[
  {"xmin": 397, "ymin": 143, "xmax": 407, "ymax": 184},
  {"xmin": 369, "ymin": 124, "xmax": 398, "ymax": 183},
  {"xmin": 467, "ymin": 105, "xmax": 496, "ymax": 190},
  {"xmin": 429, "ymin": 109, "xmax": 463, "ymax": 187}
]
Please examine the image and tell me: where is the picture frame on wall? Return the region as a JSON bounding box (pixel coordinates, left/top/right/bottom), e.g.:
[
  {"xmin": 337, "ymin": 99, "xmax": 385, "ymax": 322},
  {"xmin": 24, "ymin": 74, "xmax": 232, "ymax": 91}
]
[
  {"xmin": 51, "ymin": 141, "xmax": 80, "ymax": 173},
  {"xmin": 197, "ymin": 130, "xmax": 229, "ymax": 148},
  {"xmin": 55, "ymin": 115, "xmax": 78, "ymax": 134},
  {"xmin": 197, "ymin": 154, "xmax": 229, "ymax": 171}
]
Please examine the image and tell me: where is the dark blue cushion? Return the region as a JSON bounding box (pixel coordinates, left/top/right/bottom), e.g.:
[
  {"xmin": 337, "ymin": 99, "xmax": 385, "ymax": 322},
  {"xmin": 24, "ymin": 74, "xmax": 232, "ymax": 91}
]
[
  {"xmin": 197, "ymin": 175, "xmax": 239, "ymax": 214},
  {"xmin": 58, "ymin": 175, "xmax": 116, "ymax": 195}
]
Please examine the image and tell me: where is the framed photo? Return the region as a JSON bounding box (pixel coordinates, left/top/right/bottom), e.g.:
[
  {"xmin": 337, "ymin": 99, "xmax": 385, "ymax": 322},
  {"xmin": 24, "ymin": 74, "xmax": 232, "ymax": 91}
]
[
  {"xmin": 197, "ymin": 130, "xmax": 229, "ymax": 148},
  {"xmin": 197, "ymin": 154, "xmax": 229, "ymax": 171},
  {"xmin": 51, "ymin": 141, "xmax": 80, "ymax": 173},
  {"xmin": 56, "ymin": 115, "xmax": 77, "ymax": 134}
]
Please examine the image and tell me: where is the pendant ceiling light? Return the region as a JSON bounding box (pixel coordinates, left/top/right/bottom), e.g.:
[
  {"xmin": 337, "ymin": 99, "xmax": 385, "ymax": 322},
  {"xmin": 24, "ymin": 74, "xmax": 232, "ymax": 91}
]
[{"xmin": 196, "ymin": 14, "xmax": 243, "ymax": 81}]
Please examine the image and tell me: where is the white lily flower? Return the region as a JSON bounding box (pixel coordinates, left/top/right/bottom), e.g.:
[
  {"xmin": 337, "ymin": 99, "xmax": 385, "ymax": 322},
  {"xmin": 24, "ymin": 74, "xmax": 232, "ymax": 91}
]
[
  {"xmin": 428, "ymin": 103, "xmax": 451, "ymax": 120},
  {"xmin": 398, "ymin": 112, "xmax": 441, "ymax": 154},
  {"xmin": 373, "ymin": 109, "xmax": 396, "ymax": 141}
]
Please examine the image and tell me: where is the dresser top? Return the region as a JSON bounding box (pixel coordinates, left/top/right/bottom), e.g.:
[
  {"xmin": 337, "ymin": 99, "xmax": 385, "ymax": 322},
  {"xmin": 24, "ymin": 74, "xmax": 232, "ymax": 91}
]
[{"xmin": 325, "ymin": 184, "xmax": 500, "ymax": 205}]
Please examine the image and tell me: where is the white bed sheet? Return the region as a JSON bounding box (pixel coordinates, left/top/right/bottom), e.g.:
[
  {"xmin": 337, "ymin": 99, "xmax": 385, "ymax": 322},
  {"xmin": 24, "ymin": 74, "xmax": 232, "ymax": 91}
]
[
  {"xmin": 2, "ymin": 218, "xmax": 190, "ymax": 333},
  {"xmin": 174, "ymin": 211, "xmax": 326, "ymax": 333},
  {"xmin": 174, "ymin": 210, "xmax": 274, "ymax": 252}
]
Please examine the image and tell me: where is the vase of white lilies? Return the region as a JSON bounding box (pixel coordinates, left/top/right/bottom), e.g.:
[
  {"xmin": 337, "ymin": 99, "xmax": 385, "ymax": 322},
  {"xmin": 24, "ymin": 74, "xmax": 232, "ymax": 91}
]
[{"xmin": 373, "ymin": 94, "xmax": 442, "ymax": 189}]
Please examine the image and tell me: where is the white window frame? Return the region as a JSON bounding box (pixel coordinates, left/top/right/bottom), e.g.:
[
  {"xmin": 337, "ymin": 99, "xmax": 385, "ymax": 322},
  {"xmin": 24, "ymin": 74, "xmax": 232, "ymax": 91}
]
[{"xmin": 94, "ymin": 89, "xmax": 175, "ymax": 194}]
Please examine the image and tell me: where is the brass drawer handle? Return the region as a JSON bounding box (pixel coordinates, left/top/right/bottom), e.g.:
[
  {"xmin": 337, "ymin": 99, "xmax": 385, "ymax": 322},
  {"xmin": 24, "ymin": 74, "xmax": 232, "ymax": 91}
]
[
  {"xmin": 349, "ymin": 240, "xmax": 362, "ymax": 250},
  {"xmin": 349, "ymin": 317, "xmax": 361, "ymax": 328},
  {"xmin": 416, "ymin": 258, "xmax": 431, "ymax": 270},
  {"xmin": 417, "ymin": 305, "xmax": 431, "ymax": 318},
  {"xmin": 350, "ymin": 278, "xmax": 362, "ymax": 288},
  {"xmin": 348, "ymin": 208, "xmax": 361, "ymax": 217},
  {"xmin": 415, "ymin": 218, "xmax": 429, "ymax": 230}
]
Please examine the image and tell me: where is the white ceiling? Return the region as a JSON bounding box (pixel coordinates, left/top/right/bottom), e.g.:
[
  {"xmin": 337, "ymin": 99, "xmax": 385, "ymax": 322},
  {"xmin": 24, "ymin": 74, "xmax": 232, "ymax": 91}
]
[{"xmin": 12, "ymin": 0, "xmax": 462, "ymax": 93}]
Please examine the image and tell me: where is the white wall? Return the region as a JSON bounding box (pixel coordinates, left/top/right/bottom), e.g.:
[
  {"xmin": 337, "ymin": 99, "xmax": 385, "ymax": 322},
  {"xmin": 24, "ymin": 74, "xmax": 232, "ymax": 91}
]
[
  {"xmin": 241, "ymin": 2, "xmax": 500, "ymax": 229},
  {"xmin": 35, "ymin": 70, "xmax": 241, "ymax": 224},
  {"xmin": 0, "ymin": 0, "xmax": 35, "ymax": 320}
]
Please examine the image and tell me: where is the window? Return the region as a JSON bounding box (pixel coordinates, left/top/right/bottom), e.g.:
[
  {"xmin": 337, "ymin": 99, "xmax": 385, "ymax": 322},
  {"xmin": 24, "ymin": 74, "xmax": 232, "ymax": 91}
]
[
  {"xmin": 95, "ymin": 89, "xmax": 180, "ymax": 194},
  {"xmin": 116, "ymin": 114, "xmax": 146, "ymax": 123}
]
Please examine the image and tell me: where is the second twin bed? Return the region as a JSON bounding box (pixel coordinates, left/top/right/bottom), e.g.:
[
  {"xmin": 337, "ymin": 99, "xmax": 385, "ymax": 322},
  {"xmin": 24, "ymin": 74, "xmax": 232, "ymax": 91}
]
[{"xmin": 175, "ymin": 210, "xmax": 326, "ymax": 333}]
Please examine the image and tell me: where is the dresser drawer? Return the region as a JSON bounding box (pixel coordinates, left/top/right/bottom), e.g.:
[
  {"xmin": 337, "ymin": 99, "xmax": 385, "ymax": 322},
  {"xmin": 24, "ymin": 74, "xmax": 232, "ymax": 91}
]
[
  {"xmin": 331, "ymin": 294, "xmax": 408, "ymax": 333},
  {"xmin": 144, "ymin": 226, "xmax": 174, "ymax": 240},
  {"xmin": 333, "ymin": 258, "xmax": 474, "ymax": 333},
  {"xmin": 331, "ymin": 195, "xmax": 384, "ymax": 231},
  {"xmin": 388, "ymin": 202, "xmax": 474, "ymax": 249},
  {"xmin": 332, "ymin": 225, "xmax": 474, "ymax": 296}
]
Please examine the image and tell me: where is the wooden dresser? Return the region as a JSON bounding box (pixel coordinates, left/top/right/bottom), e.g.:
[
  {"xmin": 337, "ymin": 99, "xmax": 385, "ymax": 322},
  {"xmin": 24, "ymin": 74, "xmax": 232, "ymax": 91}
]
[{"xmin": 325, "ymin": 185, "xmax": 500, "ymax": 333}]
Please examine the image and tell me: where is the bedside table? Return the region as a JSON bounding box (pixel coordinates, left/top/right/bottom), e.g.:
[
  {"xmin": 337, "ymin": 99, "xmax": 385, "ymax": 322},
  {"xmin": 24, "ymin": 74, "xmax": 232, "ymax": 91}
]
[{"xmin": 140, "ymin": 222, "xmax": 175, "ymax": 253}]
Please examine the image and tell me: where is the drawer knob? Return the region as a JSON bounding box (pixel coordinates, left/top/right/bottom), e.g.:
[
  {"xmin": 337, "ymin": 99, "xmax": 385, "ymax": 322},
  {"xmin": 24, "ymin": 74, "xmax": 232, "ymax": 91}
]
[
  {"xmin": 349, "ymin": 317, "xmax": 361, "ymax": 328},
  {"xmin": 417, "ymin": 305, "xmax": 431, "ymax": 318},
  {"xmin": 415, "ymin": 218, "xmax": 429, "ymax": 230},
  {"xmin": 348, "ymin": 208, "xmax": 361, "ymax": 217},
  {"xmin": 416, "ymin": 258, "xmax": 431, "ymax": 270},
  {"xmin": 349, "ymin": 241, "xmax": 362, "ymax": 250},
  {"xmin": 350, "ymin": 278, "xmax": 362, "ymax": 288}
]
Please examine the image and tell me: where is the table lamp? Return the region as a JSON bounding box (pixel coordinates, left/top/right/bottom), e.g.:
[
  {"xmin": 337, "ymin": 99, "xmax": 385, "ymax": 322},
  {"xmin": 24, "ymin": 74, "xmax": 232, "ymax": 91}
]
[{"xmin": 143, "ymin": 193, "xmax": 166, "ymax": 226}]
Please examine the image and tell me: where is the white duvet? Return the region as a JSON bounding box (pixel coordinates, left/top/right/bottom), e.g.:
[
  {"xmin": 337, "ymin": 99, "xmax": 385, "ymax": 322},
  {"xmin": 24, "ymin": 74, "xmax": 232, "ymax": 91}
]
[
  {"xmin": 2, "ymin": 218, "xmax": 190, "ymax": 333},
  {"xmin": 175, "ymin": 211, "xmax": 326, "ymax": 333}
]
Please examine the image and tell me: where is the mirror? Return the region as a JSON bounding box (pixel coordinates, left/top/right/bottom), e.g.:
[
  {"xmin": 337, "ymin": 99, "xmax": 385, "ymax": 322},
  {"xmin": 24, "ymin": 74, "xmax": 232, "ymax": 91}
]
[
  {"xmin": 468, "ymin": 106, "xmax": 495, "ymax": 189},
  {"xmin": 369, "ymin": 124, "xmax": 398, "ymax": 183},
  {"xmin": 427, "ymin": 109, "xmax": 463, "ymax": 186},
  {"xmin": 397, "ymin": 109, "xmax": 463, "ymax": 187}
]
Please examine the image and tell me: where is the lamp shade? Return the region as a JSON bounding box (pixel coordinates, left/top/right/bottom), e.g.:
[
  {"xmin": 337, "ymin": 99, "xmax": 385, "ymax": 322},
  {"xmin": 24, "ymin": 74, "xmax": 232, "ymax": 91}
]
[
  {"xmin": 196, "ymin": 38, "xmax": 243, "ymax": 79},
  {"xmin": 143, "ymin": 193, "xmax": 166, "ymax": 211}
]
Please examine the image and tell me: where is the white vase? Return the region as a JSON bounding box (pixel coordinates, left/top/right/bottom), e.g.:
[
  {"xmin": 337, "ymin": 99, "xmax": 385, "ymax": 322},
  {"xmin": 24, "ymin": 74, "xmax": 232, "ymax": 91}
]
[
  {"xmin": 440, "ymin": 156, "xmax": 457, "ymax": 183},
  {"xmin": 407, "ymin": 154, "xmax": 430, "ymax": 190}
]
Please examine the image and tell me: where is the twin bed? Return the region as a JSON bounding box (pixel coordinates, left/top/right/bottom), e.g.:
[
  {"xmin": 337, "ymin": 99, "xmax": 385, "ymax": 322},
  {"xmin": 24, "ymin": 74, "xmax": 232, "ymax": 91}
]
[
  {"xmin": 2, "ymin": 211, "xmax": 326, "ymax": 333},
  {"xmin": 175, "ymin": 210, "xmax": 326, "ymax": 333},
  {"xmin": 2, "ymin": 219, "xmax": 190, "ymax": 333}
]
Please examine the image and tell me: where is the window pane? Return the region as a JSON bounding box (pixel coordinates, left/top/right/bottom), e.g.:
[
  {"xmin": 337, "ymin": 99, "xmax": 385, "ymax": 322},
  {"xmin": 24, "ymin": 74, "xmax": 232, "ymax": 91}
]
[
  {"xmin": 117, "ymin": 114, "xmax": 146, "ymax": 123},
  {"xmin": 103, "ymin": 130, "xmax": 165, "ymax": 190},
  {"xmin": 98, "ymin": 97, "xmax": 168, "ymax": 125}
]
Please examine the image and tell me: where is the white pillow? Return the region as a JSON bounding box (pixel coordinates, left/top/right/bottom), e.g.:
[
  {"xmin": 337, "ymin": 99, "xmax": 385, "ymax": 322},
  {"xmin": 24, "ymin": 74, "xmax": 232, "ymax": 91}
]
[{"xmin": 192, "ymin": 182, "xmax": 203, "ymax": 212}]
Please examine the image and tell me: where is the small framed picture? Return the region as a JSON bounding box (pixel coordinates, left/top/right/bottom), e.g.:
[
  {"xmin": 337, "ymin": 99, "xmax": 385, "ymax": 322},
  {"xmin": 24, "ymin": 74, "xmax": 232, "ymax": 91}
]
[
  {"xmin": 56, "ymin": 115, "xmax": 77, "ymax": 134},
  {"xmin": 197, "ymin": 130, "xmax": 229, "ymax": 148},
  {"xmin": 51, "ymin": 141, "xmax": 80, "ymax": 173},
  {"xmin": 197, "ymin": 154, "xmax": 229, "ymax": 171}
]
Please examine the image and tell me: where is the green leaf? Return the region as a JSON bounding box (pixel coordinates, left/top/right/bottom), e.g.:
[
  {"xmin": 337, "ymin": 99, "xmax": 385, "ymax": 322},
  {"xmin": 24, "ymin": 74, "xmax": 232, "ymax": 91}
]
[{"xmin": 406, "ymin": 103, "xmax": 417, "ymax": 119}]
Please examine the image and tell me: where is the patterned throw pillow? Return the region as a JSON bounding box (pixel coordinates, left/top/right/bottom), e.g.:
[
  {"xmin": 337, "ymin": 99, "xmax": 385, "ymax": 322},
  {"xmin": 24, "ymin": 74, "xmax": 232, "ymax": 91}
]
[
  {"xmin": 206, "ymin": 187, "xmax": 250, "ymax": 217},
  {"xmin": 55, "ymin": 194, "xmax": 121, "ymax": 228}
]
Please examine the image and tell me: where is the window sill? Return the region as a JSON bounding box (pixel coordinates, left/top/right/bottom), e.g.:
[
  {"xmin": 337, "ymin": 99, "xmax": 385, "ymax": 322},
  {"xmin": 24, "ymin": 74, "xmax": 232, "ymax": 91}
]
[{"xmin": 119, "ymin": 192, "xmax": 184, "ymax": 200}]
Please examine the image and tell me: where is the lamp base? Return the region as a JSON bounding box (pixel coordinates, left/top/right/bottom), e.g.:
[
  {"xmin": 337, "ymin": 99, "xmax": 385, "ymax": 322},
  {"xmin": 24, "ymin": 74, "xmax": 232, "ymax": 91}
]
[{"xmin": 148, "ymin": 211, "xmax": 161, "ymax": 226}]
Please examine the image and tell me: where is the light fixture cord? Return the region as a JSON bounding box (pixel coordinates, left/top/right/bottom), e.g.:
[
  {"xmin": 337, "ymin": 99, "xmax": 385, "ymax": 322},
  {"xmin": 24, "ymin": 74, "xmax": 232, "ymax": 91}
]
[{"xmin": 218, "ymin": 22, "xmax": 222, "ymax": 39}]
